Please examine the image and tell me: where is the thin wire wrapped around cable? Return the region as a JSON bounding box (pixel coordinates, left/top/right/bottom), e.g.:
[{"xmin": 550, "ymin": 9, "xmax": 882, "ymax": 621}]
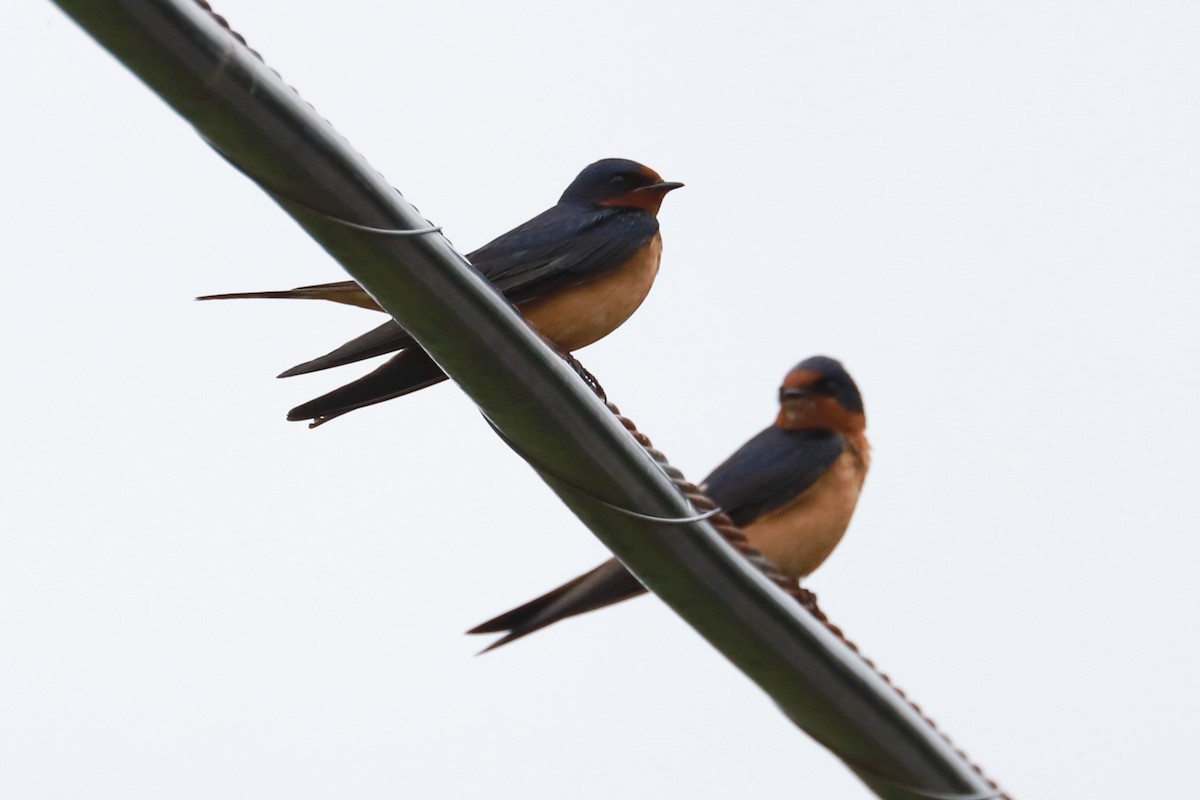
[
  {"xmin": 203, "ymin": 137, "xmax": 445, "ymax": 238},
  {"xmin": 484, "ymin": 416, "xmax": 722, "ymax": 525}
]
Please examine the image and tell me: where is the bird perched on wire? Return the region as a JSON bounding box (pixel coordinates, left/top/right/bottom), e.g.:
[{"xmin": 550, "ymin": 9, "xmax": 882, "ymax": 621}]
[
  {"xmin": 469, "ymin": 356, "xmax": 870, "ymax": 652},
  {"xmin": 198, "ymin": 158, "xmax": 682, "ymax": 427}
]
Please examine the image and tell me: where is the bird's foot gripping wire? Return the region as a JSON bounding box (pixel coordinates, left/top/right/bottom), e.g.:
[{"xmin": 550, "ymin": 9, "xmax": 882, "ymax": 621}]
[
  {"xmin": 795, "ymin": 586, "xmax": 824, "ymax": 621},
  {"xmin": 563, "ymin": 352, "xmax": 607, "ymax": 401}
]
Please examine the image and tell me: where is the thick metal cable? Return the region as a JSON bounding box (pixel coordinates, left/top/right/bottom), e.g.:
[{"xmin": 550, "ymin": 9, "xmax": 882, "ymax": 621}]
[
  {"xmin": 594, "ymin": 401, "xmax": 1010, "ymax": 800},
  {"xmin": 50, "ymin": 2, "xmax": 1011, "ymax": 798}
]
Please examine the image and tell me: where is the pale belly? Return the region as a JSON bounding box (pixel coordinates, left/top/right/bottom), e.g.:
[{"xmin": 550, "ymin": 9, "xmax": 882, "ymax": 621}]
[
  {"xmin": 517, "ymin": 235, "xmax": 662, "ymax": 352},
  {"xmin": 741, "ymin": 450, "xmax": 867, "ymax": 578}
]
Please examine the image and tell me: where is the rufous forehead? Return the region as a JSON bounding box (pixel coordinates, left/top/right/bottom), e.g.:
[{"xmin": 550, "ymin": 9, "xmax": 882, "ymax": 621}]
[{"xmin": 781, "ymin": 369, "xmax": 823, "ymax": 389}]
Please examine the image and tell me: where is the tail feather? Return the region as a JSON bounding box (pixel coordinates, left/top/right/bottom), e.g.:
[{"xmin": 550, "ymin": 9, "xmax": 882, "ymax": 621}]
[
  {"xmin": 469, "ymin": 558, "xmax": 647, "ymax": 652},
  {"xmin": 196, "ymin": 280, "xmax": 383, "ymax": 311},
  {"xmin": 278, "ymin": 320, "xmax": 416, "ymax": 378},
  {"xmin": 287, "ymin": 349, "xmax": 448, "ymax": 427}
]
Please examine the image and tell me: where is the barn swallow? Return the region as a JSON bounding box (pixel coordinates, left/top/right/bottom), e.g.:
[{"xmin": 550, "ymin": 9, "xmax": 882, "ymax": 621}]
[
  {"xmin": 197, "ymin": 158, "xmax": 682, "ymax": 426},
  {"xmin": 468, "ymin": 356, "xmax": 870, "ymax": 651}
]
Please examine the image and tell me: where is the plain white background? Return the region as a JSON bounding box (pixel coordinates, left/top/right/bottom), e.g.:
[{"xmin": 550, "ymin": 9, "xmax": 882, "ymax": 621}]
[{"xmin": 3, "ymin": 2, "xmax": 1197, "ymax": 797}]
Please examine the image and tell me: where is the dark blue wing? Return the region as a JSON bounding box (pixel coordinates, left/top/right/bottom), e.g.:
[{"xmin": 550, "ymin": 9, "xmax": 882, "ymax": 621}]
[
  {"xmin": 469, "ymin": 205, "xmax": 660, "ymax": 304},
  {"xmin": 467, "ymin": 426, "xmax": 848, "ymax": 649},
  {"xmin": 703, "ymin": 427, "xmax": 847, "ymax": 526},
  {"xmin": 279, "ymin": 205, "xmax": 660, "ymax": 378}
]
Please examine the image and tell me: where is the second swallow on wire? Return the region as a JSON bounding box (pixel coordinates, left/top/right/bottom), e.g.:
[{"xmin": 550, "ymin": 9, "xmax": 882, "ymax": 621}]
[
  {"xmin": 468, "ymin": 356, "xmax": 870, "ymax": 652},
  {"xmin": 198, "ymin": 158, "xmax": 682, "ymax": 427}
]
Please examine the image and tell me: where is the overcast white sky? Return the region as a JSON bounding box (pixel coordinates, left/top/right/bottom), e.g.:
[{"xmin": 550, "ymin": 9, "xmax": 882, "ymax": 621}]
[{"xmin": 3, "ymin": 2, "xmax": 1198, "ymax": 797}]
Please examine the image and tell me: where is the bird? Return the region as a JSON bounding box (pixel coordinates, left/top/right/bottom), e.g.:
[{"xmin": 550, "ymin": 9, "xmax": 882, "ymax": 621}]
[
  {"xmin": 468, "ymin": 355, "xmax": 870, "ymax": 651},
  {"xmin": 197, "ymin": 158, "xmax": 683, "ymax": 427}
]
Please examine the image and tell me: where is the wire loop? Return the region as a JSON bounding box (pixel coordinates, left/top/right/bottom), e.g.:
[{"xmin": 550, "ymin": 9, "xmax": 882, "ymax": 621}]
[
  {"xmin": 203, "ymin": 136, "xmax": 444, "ymax": 238},
  {"xmin": 484, "ymin": 416, "xmax": 721, "ymax": 525}
]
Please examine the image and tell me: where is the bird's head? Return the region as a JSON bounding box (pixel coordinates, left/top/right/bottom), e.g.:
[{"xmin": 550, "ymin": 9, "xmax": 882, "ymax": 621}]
[
  {"xmin": 559, "ymin": 158, "xmax": 683, "ymax": 214},
  {"xmin": 775, "ymin": 356, "xmax": 866, "ymax": 435}
]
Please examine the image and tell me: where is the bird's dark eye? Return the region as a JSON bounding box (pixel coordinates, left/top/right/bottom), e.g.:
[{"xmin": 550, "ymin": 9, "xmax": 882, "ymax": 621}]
[{"xmin": 609, "ymin": 174, "xmax": 630, "ymax": 189}]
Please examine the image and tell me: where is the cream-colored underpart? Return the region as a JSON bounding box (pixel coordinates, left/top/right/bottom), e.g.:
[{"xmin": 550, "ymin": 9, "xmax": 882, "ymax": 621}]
[
  {"xmin": 742, "ymin": 444, "xmax": 869, "ymax": 578},
  {"xmin": 518, "ymin": 234, "xmax": 662, "ymax": 351}
]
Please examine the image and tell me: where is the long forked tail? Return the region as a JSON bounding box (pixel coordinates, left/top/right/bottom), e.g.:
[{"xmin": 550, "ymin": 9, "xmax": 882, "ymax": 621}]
[
  {"xmin": 287, "ymin": 348, "xmax": 448, "ymax": 427},
  {"xmin": 196, "ymin": 280, "xmax": 383, "ymax": 312},
  {"xmin": 278, "ymin": 320, "xmax": 416, "ymax": 378},
  {"xmin": 468, "ymin": 559, "xmax": 647, "ymax": 652}
]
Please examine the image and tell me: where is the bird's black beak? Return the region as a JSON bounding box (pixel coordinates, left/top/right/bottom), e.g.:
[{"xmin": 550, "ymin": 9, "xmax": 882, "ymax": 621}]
[
  {"xmin": 635, "ymin": 181, "xmax": 684, "ymax": 194},
  {"xmin": 779, "ymin": 387, "xmax": 812, "ymax": 403}
]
